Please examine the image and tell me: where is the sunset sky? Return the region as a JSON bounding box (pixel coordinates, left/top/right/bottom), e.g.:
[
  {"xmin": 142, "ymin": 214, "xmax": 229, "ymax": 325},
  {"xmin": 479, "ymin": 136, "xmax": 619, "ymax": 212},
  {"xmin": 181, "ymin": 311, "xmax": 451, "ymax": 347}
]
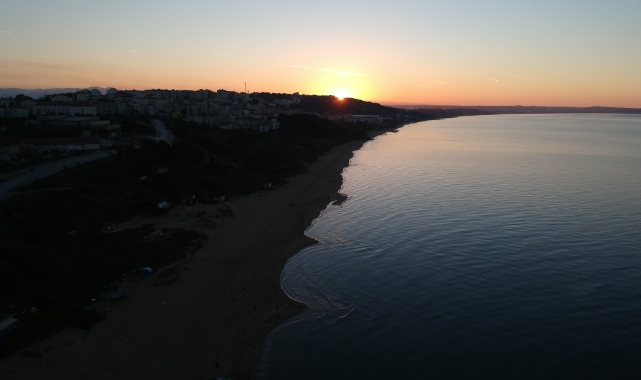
[{"xmin": 1, "ymin": 0, "xmax": 640, "ymax": 107}]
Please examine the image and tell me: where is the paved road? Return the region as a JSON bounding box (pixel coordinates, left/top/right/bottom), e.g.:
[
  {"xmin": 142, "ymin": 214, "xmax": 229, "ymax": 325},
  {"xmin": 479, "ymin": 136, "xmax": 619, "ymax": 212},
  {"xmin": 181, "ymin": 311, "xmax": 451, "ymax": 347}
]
[
  {"xmin": 0, "ymin": 150, "xmax": 116, "ymax": 196},
  {"xmin": 151, "ymin": 119, "xmax": 174, "ymax": 146}
]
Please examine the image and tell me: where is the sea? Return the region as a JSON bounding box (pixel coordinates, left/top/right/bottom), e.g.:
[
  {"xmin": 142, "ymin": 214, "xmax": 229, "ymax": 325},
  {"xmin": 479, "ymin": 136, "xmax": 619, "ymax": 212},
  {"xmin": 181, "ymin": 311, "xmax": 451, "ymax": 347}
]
[{"xmin": 258, "ymin": 114, "xmax": 641, "ymax": 379}]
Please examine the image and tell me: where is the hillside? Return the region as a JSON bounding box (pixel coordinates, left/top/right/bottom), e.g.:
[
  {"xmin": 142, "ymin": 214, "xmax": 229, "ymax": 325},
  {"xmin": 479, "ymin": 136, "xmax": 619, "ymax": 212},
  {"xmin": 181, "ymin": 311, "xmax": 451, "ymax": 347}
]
[{"xmin": 298, "ymin": 95, "xmax": 423, "ymax": 118}]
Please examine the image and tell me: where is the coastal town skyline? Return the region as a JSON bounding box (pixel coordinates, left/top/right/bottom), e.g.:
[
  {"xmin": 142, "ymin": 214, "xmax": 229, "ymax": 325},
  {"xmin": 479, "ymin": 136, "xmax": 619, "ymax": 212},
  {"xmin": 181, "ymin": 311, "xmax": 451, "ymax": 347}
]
[{"xmin": 1, "ymin": 1, "xmax": 640, "ymax": 107}]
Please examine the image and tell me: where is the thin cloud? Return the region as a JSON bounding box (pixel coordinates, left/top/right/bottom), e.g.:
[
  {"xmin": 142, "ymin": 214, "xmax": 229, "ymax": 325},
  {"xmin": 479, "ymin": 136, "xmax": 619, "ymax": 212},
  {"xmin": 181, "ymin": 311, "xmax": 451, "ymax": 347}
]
[
  {"xmin": 487, "ymin": 78, "xmax": 499, "ymax": 82},
  {"xmin": 437, "ymin": 81, "xmax": 446, "ymax": 84},
  {"xmin": 265, "ymin": 77, "xmax": 273, "ymax": 80},
  {"xmin": 411, "ymin": 85, "xmax": 430, "ymax": 88},
  {"xmin": 126, "ymin": 50, "xmax": 139, "ymax": 53},
  {"xmin": 212, "ymin": 53, "xmax": 231, "ymax": 57},
  {"xmin": 504, "ymin": 74, "xmax": 540, "ymax": 81},
  {"xmin": 332, "ymin": 71, "xmax": 356, "ymax": 76},
  {"xmin": 0, "ymin": 30, "xmax": 12, "ymax": 34},
  {"xmin": 476, "ymin": 88, "xmax": 501, "ymax": 92},
  {"xmin": 418, "ymin": 77, "xmax": 425, "ymax": 80},
  {"xmin": 318, "ymin": 68, "xmax": 329, "ymax": 72},
  {"xmin": 283, "ymin": 65, "xmax": 312, "ymax": 68},
  {"xmin": 333, "ymin": 71, "xmax": 369, "ymax": 77}
]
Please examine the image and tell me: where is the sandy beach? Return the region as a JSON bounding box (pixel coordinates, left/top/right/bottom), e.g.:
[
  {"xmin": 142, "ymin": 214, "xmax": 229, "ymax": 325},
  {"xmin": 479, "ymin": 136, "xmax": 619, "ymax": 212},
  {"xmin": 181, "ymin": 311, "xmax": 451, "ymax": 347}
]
[{"xmin": 0, "ymin": 126, "xmax": 403, "ymax": 379}]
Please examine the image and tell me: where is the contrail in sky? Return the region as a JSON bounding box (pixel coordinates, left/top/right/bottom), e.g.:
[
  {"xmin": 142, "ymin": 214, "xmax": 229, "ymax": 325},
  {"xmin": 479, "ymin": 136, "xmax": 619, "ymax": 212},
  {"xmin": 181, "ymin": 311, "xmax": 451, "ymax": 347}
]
[
  {"xmin": 0, "ymin": 30, "xmax": 12, "ymax": 33},
  {"xmin": 476, "ymin": 88, "xmax": 501, "ymax": 91},
  {"xmin": 411, "ymin": 85, "xmax": 430, "ymax": 88},
  {"xmin": 487, "ymin": 78, "xmax": 499, "ymax": 81},
  {"xmin": 126, "ymin": 50, "xmax": 139, "ymax": 53}
]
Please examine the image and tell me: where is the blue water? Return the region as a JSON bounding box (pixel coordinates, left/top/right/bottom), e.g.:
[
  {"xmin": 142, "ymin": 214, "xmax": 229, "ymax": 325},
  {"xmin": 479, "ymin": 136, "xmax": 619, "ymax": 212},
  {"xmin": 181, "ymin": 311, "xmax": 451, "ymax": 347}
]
[{"xmin": 258, "ymin": 114, "xmax": 641, "ymax": 379}]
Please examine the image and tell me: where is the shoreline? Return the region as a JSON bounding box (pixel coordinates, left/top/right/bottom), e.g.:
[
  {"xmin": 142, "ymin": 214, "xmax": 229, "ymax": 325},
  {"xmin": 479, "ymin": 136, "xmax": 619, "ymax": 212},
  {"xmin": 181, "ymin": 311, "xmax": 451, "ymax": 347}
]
[{"xmin": 0, "ymin": 123, "xmax": 411, "ymax": 380}]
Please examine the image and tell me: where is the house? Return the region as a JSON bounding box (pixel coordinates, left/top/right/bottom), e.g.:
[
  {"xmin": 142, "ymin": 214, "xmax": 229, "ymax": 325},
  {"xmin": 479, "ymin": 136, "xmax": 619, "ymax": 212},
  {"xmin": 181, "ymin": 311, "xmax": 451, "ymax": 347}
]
[
  {"xmin": 20, "ymin": 100, "xmax": 37, "ymax": 110},
  {"xmin": 351, "ymin": 115, "xmax": 381, "ymax": 123},
  {"xmin": 50, "ymin": 95, "xmax": 73, "ymax": 102},
  {"xmin": 10, "ymin": 108, "xmax": 30, "ymax": 119},
  {"xmin": 32, "ymin": 102, "xmax": 98, "ymax": 116},
  {"xmin": 0, "ymin": 315, "xmax": 20, "ymax": 342},
  {"xmin": 268, "ymin": 119, "xmax": 280, "ymax": 130},
  {"xmin": 0, "ymin": 141, "xmax": 20, "ymax": 160},
  {"xmin": 100, "ymin": 285, "xmax": 123, "ymax": 300},
  {"xmin": 8, "ymin": 137, "xmax": 101, "ymax": 152},
  {"xmin": 182, "ymin": 195, "xmax": 199, "ymax": 205},
  {"xmin": 153, "ymin": 165, "xmax": 168, "ymax": 174}
]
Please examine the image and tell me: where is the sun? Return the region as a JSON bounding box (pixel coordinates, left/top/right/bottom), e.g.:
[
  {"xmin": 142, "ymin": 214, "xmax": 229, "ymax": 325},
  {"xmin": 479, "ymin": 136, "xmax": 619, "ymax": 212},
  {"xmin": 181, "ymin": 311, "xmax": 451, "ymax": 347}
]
[{"xmin": 334, "ymin": 90, "xmax": 351, "ymax": 100}]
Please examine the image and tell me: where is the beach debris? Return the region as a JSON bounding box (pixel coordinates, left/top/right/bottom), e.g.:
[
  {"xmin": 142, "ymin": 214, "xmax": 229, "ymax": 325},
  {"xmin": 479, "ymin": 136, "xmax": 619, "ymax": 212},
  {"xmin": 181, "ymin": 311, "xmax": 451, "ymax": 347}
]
[
  {"xmin": 217, "ymin": 204, "xmax": 233, "ymax": 217},
  {"xmin": 149, "ymin": 230, "xmax": 164, "ymax": 240},
  {"xmin": 100, "ymin": 285, "xmax": 123, "ymax": 300}
]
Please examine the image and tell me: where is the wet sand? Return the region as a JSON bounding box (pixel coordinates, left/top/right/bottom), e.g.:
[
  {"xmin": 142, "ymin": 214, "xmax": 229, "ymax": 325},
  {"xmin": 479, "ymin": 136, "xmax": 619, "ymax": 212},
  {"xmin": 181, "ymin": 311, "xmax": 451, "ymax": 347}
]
[{"xmin": 0, "ymin": 126, "xmax": 404, "ymax": 379}]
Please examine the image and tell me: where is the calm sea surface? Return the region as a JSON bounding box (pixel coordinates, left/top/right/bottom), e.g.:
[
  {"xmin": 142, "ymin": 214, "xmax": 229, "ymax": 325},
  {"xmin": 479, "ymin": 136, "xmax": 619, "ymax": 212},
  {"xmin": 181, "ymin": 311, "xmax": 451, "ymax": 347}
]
[{"xmin": 258, "ymin": 114, "xmax": 641, "ymax": 379}]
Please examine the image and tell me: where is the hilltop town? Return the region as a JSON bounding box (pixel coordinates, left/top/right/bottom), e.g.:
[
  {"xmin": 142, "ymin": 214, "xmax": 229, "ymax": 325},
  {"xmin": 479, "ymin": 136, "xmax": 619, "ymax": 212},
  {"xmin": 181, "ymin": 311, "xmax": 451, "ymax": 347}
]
[{"xmin": 0, "ymin": 88, "xmax": 425, "ymax": 164}]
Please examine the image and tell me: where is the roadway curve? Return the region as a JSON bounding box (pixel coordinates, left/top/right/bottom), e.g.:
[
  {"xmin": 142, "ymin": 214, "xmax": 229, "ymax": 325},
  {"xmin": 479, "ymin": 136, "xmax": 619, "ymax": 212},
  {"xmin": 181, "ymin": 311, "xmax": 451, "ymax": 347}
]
[
  {"xmin": 0, "ymin": 150, "xmax": 116, "ymax": 196},
  {"xmin": 151, "ymin": 119, "xmax": 174, "ymax": 146}
]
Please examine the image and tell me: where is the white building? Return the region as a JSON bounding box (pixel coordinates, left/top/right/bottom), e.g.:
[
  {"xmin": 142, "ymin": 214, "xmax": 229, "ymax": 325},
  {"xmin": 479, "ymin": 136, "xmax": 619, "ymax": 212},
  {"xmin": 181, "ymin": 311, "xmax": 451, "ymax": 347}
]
[
  {"xmin": 268, "ymin": 119, "xmax": 280, "ymax": 130},
  {"xmin": 51, "ymin": 95, "xmax": 73, "ymax": 102},
  {"xmin": 33, "ymin": 103, "xmax": 97, "ymax": 116},
  {"xmin": 10, "ymin": 108, "xmax": 30, "ymax": 118}
]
